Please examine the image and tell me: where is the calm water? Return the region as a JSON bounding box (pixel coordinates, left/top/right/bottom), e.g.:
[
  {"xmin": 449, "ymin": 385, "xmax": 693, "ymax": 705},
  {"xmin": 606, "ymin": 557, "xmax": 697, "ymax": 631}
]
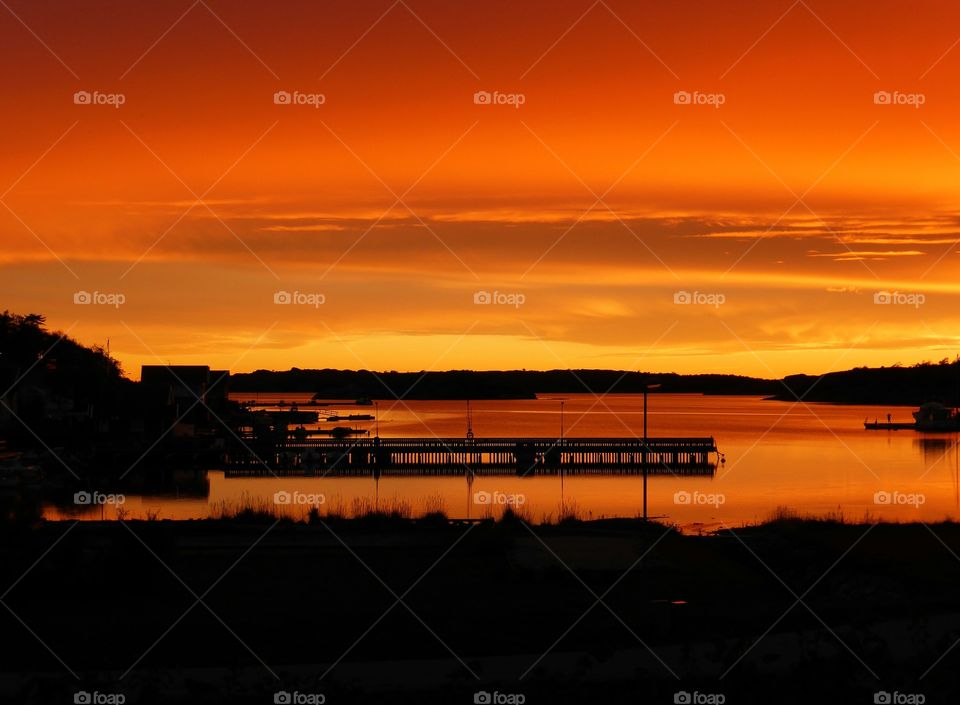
[{"xmin": 46, "ymin": 393, "xmax": 960, "ymax": 531}]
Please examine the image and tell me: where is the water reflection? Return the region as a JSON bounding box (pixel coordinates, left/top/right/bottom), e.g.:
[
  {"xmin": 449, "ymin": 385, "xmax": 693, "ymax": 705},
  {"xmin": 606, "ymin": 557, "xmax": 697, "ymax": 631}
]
[
  {"xmin": 37, "ymin": 394, "xmax": 960, "ymax": 529},
  {"xmin": 914, "ymin": 436, "xmax": 956, "ymax": 458}
]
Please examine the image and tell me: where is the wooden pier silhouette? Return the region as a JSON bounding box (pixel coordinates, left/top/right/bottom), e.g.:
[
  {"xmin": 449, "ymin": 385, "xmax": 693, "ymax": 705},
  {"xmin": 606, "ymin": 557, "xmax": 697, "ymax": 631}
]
[{"xmin": 224, "ymin": 436, "xmax": 718, "ymax": 476}]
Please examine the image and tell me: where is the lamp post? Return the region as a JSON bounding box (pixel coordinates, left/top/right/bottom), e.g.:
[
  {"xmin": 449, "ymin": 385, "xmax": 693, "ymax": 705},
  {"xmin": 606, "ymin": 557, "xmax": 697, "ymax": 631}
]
[
  {"xmin": 642, "ymin": 383, "xmax": 661, "ymax": 521},
  {"xmin": 374, "ymin": 401, "xmax": 379, "ymax": 438}
]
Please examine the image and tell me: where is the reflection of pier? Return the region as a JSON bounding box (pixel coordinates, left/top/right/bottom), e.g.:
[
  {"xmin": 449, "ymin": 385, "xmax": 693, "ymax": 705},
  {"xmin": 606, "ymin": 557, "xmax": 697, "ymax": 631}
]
[{"xmin": 223, "ymin": 437, "xmax": 718, "ymax": 476}]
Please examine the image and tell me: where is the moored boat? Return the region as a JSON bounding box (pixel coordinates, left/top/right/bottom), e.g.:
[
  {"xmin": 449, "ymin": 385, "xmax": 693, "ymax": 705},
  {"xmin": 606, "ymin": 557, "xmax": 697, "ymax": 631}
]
[{"xmin": 913, "ymin": 402, "xmax": 960, "ymax": 431}]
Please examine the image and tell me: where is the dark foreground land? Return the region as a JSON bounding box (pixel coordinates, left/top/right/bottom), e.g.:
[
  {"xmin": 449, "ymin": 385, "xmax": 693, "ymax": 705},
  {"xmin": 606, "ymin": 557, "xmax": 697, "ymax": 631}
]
[{"xmin": 1, "ymin": 515, "xmax": 958, "ymax": 704}]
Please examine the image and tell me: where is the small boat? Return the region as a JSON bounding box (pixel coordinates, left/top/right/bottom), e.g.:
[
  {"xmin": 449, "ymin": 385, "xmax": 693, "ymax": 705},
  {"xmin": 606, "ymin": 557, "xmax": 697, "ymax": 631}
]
[
  {"xmin": 317, "ymin": 427, "xmax": 370, "ymax": 438},
  {"xmin": 326, "ymin": 414, "xmax": 375, "ymax": 422},
  {"xmin": 913, "ymin": 402, "xmax": 960, "ymax": 432}
]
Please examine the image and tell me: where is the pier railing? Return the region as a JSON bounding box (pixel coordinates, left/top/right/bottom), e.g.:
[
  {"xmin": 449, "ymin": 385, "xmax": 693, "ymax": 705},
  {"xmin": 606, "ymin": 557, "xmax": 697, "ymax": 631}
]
[{"xmin": 224, "ymin": 436, "xmax": 718, "ymax": 476}]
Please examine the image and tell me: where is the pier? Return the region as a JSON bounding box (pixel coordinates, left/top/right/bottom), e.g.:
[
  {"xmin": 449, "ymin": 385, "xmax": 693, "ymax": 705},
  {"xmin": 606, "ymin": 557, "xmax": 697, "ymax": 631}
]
[{"xmin": 223, "ymin": 436, "xmax": 718, "ymax": 476}]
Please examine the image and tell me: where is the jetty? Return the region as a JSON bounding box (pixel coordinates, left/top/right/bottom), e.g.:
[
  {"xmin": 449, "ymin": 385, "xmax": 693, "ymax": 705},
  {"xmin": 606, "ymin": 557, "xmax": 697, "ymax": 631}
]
[
  {"xmin": 864, "ymin": 421, "xmax": 915, "ymax": 431},
  {"xmin": 223, "ymin": 436, "xmax": 718, "ymax": 476},
  {"xmin": 864, "ymin": 402, "xmax": 960, "ymax": 432}
]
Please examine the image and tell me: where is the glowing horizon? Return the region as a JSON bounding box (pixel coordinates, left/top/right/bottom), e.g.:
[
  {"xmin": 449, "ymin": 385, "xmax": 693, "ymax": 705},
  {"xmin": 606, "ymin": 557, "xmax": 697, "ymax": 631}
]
[{"xmin": 3, "ymin": 0, "xmax": 960, "ymax": 378}]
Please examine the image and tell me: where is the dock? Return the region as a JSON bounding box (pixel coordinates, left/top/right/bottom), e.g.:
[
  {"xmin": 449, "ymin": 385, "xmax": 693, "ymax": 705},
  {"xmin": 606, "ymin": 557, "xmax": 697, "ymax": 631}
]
[
  {"xmin": 864, "ymin": 421, "xmax": 916, "ymax": 431},
  {"xmin": 223, "ymin": 436, "xmax": 718, "ymax": 476}
]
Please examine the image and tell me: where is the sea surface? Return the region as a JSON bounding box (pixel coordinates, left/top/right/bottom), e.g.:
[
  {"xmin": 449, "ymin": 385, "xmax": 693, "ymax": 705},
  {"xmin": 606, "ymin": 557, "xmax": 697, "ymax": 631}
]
[{"xmin": 44, "ymin": 393, "xmax": 960, "ymax": 531}]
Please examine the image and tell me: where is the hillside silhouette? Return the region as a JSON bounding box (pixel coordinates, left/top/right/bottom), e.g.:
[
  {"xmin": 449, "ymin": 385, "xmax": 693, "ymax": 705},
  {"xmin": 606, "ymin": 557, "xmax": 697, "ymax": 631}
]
[
  {"xmin": 229, "ymin": 368, "xmax": 778, "ymax": 399},
  {"xmin": 2, "ymin": 311, "xmax": 958, "ymax": 407},
  {"xmin": 776, "ymin": 359, "xmax": 960, "ymax": 406},
  {"xmin": 230, "ymin": 361, "xmax": 960, "ymax": 406}
]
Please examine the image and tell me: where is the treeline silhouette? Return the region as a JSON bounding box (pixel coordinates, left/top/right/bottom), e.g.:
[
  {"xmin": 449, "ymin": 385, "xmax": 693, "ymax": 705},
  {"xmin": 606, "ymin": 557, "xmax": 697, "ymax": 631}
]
[
  {"xmin": 231, "ymin": 368, "xmax": 779, "ymax": 399},
  {"xmin": 776, "ymin": 358, "xmax": 960, "ymax": 406},
  {"xmin": 3, "ymin": 311, "xmax": 958, "ymax": 407},
  {"xmin": 233, "ymin": 361, "xmax": 960, "ymax": 405},
  {"xmin": 0, "ymin": 311, "xmax": 130, "ymax": 415}
]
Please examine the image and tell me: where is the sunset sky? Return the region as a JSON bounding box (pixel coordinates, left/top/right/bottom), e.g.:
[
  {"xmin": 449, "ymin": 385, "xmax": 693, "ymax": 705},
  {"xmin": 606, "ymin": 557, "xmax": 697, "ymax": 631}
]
[{"xmin": 3, "ymin": 0, "xmax": 960, "ymax": 378}]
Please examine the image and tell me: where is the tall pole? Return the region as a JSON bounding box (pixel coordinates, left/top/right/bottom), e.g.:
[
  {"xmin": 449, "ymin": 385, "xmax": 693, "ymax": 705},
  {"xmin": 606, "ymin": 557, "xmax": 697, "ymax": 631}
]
[
  {"xmin": 560, "ymin": 400, "xmax": 565, "ymax": 443},
  {"xmin": 643, "ymin": 389, "xmax": 648, "ymax": 439},
  {"xmin": 375, "ymin": 401, "xmax": 379, "ymax": 438},
  {"xmin": 643, "ymin": 388, "xmax": 648, "ymax": 521},
  {"xmin": 559, "ymin": 399, "xmax": 566, "ymax": 487}
]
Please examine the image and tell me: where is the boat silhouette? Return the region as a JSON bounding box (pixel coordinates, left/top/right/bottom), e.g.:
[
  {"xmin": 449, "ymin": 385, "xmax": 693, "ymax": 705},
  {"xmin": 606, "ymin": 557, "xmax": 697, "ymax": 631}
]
[{"xmin": 864, "ymin": 402, "xmax": 960, "ymax": 431}]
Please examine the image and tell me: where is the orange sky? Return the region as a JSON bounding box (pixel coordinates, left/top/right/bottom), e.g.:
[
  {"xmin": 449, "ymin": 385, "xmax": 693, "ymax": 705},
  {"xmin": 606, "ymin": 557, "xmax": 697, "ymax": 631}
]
[{"xmin": 3, "ymin": 0, "xmax": 960, "ymax": 378}]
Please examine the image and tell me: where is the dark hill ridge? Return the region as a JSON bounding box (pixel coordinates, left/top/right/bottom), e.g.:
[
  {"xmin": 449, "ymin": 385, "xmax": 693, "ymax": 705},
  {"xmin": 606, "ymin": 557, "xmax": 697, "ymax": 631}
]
[
  {"xmin": 777, "ymin": 359, "xmax": 960, "ymax": 406},
  {"xmin": 228, "ymin": 368, "xmax": 780, "ymax": 400},
  {"xmin": 2, "ymin": 311, "xmax": 957, "ymax": 407},
  {"xmin": 229, "ymin": 360, "xmax": 960, "ymax": 406},
  {"xmin": 0, "ymin": 311, "xmax": 129, "ymax": 411}
]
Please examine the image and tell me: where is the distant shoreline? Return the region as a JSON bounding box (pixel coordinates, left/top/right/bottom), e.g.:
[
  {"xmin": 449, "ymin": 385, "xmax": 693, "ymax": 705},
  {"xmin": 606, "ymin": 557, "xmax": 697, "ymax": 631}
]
[{"xmin": 229, "ymin": 362, "xmax": 960, "ymax": 407}]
